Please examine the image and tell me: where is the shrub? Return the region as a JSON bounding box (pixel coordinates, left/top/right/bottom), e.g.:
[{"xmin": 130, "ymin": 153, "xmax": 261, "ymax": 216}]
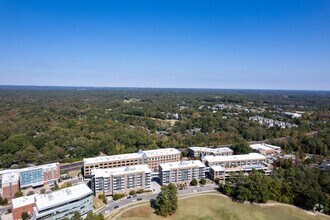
[
  {"xmin": 113, "ymin": 193, "xmax": 125, "ymax": 201},
  {"xmin": 136, "ymin": 189, "xmax": 144, "ymax": 194},
  {"xmin": 98, "ymin": 194, "xmax": 105, "ymax": 200}
]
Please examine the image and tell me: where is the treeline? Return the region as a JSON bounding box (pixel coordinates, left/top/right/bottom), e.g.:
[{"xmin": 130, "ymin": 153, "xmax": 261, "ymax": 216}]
[
  {"xmin": 0, "ymin": 89, "xmax": 329, "ymax": 168},
  {"xmin": 219, "ymin": 160, "xmax": 330, "ymax": 214}
]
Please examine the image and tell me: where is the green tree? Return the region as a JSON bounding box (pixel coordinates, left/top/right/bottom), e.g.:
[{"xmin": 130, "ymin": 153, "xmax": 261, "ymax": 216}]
[
  {"xmin": 154, "ymin": 183, "xmax": 178, "ymax": 217},
  {"xmin": 71, "ymin": 211, "xmax": 81, "ymax": 220},
  {"xmin": 190, "ymin": 179, "xmax": 198, "ymax": 186},
  {"xmin": 237, "ymin": 186, "xmax": 252, "ymax": 202},
  {"xmin": 21, "ymin": 212, "xmax": 29, "ymax": 220},
  {"xmin": 85, "ymin": 212, "xmax": 104, "ymax": 220},
  {"xmin": 14, "ymin": 191, "xmax": 23, "ymax": 198},
  {"xmin": 231, "ymin": 141, "xmax": 251, "ymax": 154},
  {"xmin": 214, "ymin": 178, "xmax": 220, "ymax": 185},
  {"xmin": 199, "ymin": 178, "xmax": 206, "ymax": 185},
  {"xmin": 222, "ymin": 184, "xmax": 233, "ymax": 196}
]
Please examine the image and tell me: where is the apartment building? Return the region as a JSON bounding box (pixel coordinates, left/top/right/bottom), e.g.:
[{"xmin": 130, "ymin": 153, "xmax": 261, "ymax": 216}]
[
  {"xmin": 159, "ymin": 160, "xmax": 206, "ymax": 185},
  {"xmin": 188, "ymin": 146, "xmax": 233, "ymax": 159},
  {"xmin": 19, "ymin": 163, "xmax": 60, "ymax": 188},
  {"xmin": 12, "ymin": 195, "xmax": 35, "ymax": 220},
  {"xmin": 208, "ymin": 165, "xmax": 225, "ymax": 181},
  {"xmin": 250, "ymin": 144, "xmax": 276, "ymax": 156},
  {"xmin": 205, "ymin": 153, "xmax": 271, "ymax": 177},
  {"xmin": 84, "ymin": 148, "xmax": 181, "ymax": 177},
  {"xmin": 91, "ymin": 165, "xmax": 151, "ymax": 196},
  {"xmin": 32, "ymin": 184, "xmax": 93, "ymax": 220},
  {"xmin": 1, "ymin": 172, "xmax": 20, "ymax": 203}
]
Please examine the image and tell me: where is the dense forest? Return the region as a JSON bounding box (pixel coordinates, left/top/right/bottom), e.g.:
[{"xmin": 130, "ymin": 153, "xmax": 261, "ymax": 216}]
[
  {"xmin": 0, "ymin": 87, "xmax": 329, "ymax": 168},
  {"xmin": 220, "ymin": 159, "xmax": 330, "ymax": 214}
]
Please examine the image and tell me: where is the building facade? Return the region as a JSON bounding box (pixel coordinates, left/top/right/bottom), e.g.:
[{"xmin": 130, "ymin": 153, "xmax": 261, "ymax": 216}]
[
  {"xmin": 12, "ymin": 195, "xmax": 35, "ymax": 220},
  {"xmin": 188, "ymin": 147, "xmax": 233, "ymax": 159},
  {"xmin": 208, "ymin": 165, "xmax": 225, "ymax": 181},
  {"xmin": 159, "ymin": 160, "xmax": 205, "ymax": 185},
  {"xmin": 204, "ymin": 153, "xmax": 271, "ymax": 177},
  {"xmin": 32, "ymin": 184, "xmax": 93, "ymax": 220},
  {"xmin": 91, "ymin": 165, "xmax": 151, "ymax": 196},
  {"xmin": 84, "ymin": 148, "xmax": 181, "ymax": 177},
  {"xmin": 1, "ymin": 172, "xmax": 20, "ymax": 203},
  {"xmin": 19, "ymin": 163, "xmax": 60, "ymax": 188}
]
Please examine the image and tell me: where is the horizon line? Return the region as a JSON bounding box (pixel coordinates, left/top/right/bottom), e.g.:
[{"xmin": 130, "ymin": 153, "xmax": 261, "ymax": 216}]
[{"xmin": 0, "ymin": 84, "xmax": 329, "ymax": 92}]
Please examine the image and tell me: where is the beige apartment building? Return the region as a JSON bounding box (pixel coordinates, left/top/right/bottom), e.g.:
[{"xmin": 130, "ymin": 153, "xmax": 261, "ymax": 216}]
[
  {"xmin": 159, "ymin": 160, "xmax": 206, "ymax": 185},
  {"xmin": 83, "ymin": 148, "xmax": 181, "ymax": 177},
  {"xmin": 205, "ymin": 153, "xmax": 271, "ymax": 178},
  {"xmin": 91, "ymin": 165, "xmax": 152, "ymax": 196}
]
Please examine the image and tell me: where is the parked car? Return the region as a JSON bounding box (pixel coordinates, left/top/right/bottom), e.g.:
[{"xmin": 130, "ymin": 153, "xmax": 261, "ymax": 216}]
[
  {"xmin": 131, "ymin": 199, "xmax": 137, "ymax": 202},
  {"xmin": 132, "ymin": 194, "xmax": 138, "ymax": 197},
  {"xmin": 127, "ymin": 196, "xmax": 132, "ymax": 199},
  {"xmin": 137, "ymin": 198, "xmax": 142, "ymax": 201},
  {"xmin": 114, "ymin": 206, "xmax": 119, "ymax": 209}
]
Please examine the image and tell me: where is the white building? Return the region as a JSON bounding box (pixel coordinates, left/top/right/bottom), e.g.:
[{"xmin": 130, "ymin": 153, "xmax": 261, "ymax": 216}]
[
  {"xmin": 91, "ymin": 165, "xmax": 152, "ymax": 196},
  {"xmin": 205, "ymin": 153, "xmax": 271, "ymax": 177},
  {"xmin": 159, "ymin": 160, "xmax": 206, "ymax": 185},
  {"xmin": 188, "ymin": 147, "xmax": 233, "ymax": 159},
  {"xmin": 284, "ymin": 112, "xmax": 302, "ymax": 118},
  {"xmin": 83, "ymin": 148, "xmax": 181, "ymax": 176},
  {"xmin": 250, "ymin": 144, "xmax": 277, "ymax": 155},
  {"xmin": 32, "ymin": 184, "xmax": 93, "ymax": 220}
]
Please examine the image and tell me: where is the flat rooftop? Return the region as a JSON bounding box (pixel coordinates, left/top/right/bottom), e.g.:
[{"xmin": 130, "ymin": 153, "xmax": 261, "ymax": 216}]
[
  {"xmin": 0, "ymin": 169, "xmax": 15, "ymax": 176},
  {"xmin": 1, "ymin": 171, "xmax": 19, "ymax": 184},
  {"xmin": 160, "ymin": 160, "xmax": 205, "ymax": 171},
  {"xmin": 12, "ymin": 195, "xmax": 35, "ymax": 209},
  {"xmin": 84, "ymin": 148, "xmax": 181, "ymax": 165},
  {"xmin": 34, "ymin": 184, "xmax": 92, "ymax": 211},
  {"xmin": 250, "ymin": 144, "xmax": 274, "ymax": 151},
  {"xmin": 204, "ymin": 153, "xmax": 266, "ymax": 162},
  {"xmin": 189, "ymin": 147, "xmax": 233, "ymax": 153},
  {"xmin": 91, "ymin": 164, "xmax": 152, "ymax": 178},
  {"xmin": 209, "ymin": 165, "xmax": 225, "ymax": 172},
  {"xmin": 84, "ymin": 152, "xmax": 142, "ymax": 165},
  {"xmin": 143, "ymin": 148, "xmax": 181, "ymax": 157},
  {"xmin": 19, "ymin": 163, "xmax": 59, "ymax": 172}
]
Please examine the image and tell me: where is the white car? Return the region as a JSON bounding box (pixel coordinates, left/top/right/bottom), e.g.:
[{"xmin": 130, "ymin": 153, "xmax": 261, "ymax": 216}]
[{"xmin": 105, "ymin": 210, "xmax": 110, "ymax": 214}]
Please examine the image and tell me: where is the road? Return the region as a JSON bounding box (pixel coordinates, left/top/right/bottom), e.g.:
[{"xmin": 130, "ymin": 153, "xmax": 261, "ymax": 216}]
[
  {"xmin": 60, "ymin": 161, "xmax": 83, "ymax": 173},
  {"xmin": 96, "ymin": 184, "xmax": 217, "ymax": 218}
]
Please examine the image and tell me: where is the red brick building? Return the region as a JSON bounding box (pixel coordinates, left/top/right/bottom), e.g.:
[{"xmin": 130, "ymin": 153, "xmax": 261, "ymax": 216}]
[
  {"xmin": 12, "ymin": 195, "xmax": 35, "ymax": 220},
  {"xmin": 1, "ymin": 172, "xmax": 19, "ymax": 203}
]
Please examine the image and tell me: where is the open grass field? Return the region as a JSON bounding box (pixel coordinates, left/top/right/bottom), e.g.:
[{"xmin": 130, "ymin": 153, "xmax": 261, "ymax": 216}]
[{"xmin": 115, "ymin": 194, "xmax": 330, "ymax": 220}]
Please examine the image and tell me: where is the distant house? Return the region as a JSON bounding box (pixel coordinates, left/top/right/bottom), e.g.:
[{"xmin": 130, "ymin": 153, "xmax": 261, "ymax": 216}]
[{"xmin": 319, "ymin": 159, "xmax": 330, "ymax": 171}]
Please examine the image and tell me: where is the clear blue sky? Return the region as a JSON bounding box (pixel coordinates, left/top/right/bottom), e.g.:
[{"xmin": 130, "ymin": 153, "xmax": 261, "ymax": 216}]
[{"xmin": 0, "ymin": 0, "xmax": 329, "ymax": 90}]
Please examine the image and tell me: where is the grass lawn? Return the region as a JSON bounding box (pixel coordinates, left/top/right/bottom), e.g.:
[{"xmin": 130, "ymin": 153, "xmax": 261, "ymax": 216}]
[
  {"xmin": 115, "ymin": 193, "xmax": 330, "ymax": 220},
  {"xmin": 93, "ymin": 196, "xmax": 106, "ymax": 210}
]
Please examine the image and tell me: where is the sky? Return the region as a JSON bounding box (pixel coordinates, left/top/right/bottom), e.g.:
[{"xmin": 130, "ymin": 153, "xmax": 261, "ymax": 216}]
[{"xmin": 0, "ymin": 0, "xmax": 330, "ymax": 90}]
